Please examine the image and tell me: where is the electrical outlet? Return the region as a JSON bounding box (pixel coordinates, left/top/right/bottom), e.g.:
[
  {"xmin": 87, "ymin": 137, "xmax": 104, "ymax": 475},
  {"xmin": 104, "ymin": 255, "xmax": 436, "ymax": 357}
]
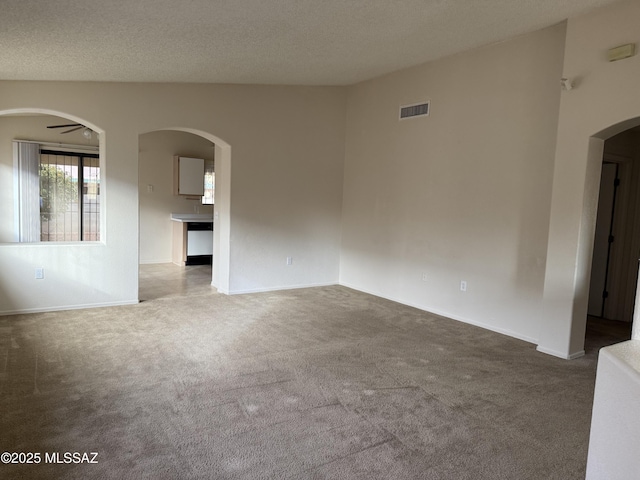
[
  {"xmin": 35, "ymin": 267, "xmax": 44, "ymax": 280},
  {"xmin": 421, "ymin": 273, "xmax": 428, "ymax": 282},
  {"xmin": 286, "ymin": 257, "xmax": 293, "ymax": 266},
  {"xmin": 460, "ymin": 280, "xmax": 467, "ymax": 292}
]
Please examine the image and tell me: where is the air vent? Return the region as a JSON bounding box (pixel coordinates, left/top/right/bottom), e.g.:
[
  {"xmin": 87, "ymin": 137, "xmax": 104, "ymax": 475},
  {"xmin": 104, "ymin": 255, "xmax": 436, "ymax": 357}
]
[{"xmin": 399, "ymin": 101, "xmax": 430, "ymax": 120}]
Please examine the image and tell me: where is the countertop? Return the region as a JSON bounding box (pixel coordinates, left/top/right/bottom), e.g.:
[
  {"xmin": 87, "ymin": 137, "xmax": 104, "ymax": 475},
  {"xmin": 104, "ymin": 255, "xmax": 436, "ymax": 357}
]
[
  {"xmin": 601, "ymin": 339, "xmax": 640, "ymax": 377},
  {"xmin": 171, "ymin": 213, "xmax": 214, "ymax": 223}
]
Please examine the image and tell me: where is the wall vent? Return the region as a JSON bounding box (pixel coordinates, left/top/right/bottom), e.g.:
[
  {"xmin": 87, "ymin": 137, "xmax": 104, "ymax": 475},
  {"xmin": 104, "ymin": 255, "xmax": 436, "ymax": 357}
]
[{"xmin": 399, "ymin": 101, "xmax": 430, "ymax": 120}]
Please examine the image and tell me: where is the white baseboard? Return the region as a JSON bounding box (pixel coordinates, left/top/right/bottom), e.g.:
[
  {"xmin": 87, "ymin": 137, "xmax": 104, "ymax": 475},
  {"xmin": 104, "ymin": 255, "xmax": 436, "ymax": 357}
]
[
  {"xmin": 139, "ymin": 259, "xmax": 172, "ymax": 265},
  {"xmin": 338, "ymin": 281, "xmax": 539, "ymax": 346},
  {"xmin": 0, "ymin": 300, "xmax": 139, "ymax": 317},
  {"xmin": 228, "ymin": 282, "xmax": 337, "ymax": 295},
  {"xmin": 536, "ymin": 345, "xmax": 585, "ymax": 360}
]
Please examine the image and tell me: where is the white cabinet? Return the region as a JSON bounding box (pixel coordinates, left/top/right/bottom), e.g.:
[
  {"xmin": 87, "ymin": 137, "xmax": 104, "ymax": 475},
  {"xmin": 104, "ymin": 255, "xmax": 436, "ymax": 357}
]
[{"xmin": 173, "ymin": 156, "xmax": 204, "ymax": 196}]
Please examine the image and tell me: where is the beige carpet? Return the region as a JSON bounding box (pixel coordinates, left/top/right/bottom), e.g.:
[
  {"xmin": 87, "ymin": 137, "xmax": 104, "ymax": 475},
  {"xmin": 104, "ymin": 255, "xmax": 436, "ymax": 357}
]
[{"xmin": 0, "ymin": 264, "xmax": 616, "ymax": 479}]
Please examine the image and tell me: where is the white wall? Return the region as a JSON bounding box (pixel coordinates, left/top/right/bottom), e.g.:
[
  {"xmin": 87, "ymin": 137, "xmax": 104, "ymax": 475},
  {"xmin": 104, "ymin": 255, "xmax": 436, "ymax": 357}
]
[
  {"xmin": 341, "ymin": 0, "xmax": 640, "ymax": 358},
  {"xmin": 340, "ymin": 24, "xmax": 566, "ymax": 344},
  {"xmin": 2, "ymin": 1, "xmax": 639, "ymax": 360},
  {"xmin": 539, "ymin": 0, "xmax": 640, "ymax": 358},
  {"xmin": 138, "ymin": 130, "xmax": 214, "ymax": 264},
  {"xmin": 0, "ymin": 82, "xmax": 346, "ymax": 313}
]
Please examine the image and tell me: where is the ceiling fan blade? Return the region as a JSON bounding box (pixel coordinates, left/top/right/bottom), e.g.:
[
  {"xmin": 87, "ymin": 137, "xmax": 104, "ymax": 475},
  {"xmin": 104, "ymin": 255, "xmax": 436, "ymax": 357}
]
[
  {"xmin": 61, "ymin": 126, "xmax": 83, "ymax": 134},
  {"xmin": 47, "ymin": 123, "xmax": 82, "ymax": 129}
]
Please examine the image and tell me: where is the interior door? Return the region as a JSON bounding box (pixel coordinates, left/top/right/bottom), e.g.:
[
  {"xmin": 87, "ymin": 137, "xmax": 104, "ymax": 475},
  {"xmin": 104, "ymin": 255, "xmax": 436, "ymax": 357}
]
[{"xmin": 588, "ymin": 162, "xmax": 619, "ymax": 317}]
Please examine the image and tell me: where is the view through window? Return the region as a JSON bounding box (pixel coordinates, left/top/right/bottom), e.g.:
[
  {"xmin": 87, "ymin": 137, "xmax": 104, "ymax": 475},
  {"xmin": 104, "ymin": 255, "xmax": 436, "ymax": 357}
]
[
  {"xmin": 40, "ymin": 150, "xmax": 100, "ymax": 241},
  {"xmin": 202, "ymin": 159, "xmax": 214, "ymax": 205}
]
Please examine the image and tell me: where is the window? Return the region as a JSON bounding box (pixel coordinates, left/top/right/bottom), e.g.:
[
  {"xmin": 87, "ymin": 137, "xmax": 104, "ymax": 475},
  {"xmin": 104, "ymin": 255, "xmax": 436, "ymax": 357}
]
[
  {"xmin": 39, "ymin": 150, "xmax": 100, "ymax": 241},
  {"xmin": 202, "ymin": 159, "xmax": 214, "ymax": 205},
  {"xmin": 14, "ymin": 141, "xmax": 100, "ymax": 243}
]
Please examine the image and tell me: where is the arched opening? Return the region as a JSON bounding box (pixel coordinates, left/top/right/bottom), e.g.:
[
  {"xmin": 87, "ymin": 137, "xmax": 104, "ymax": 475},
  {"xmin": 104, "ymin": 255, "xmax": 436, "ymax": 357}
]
[
  {"xmin": 582, "ymin": 117, "xmax": 640, "ymax": 352},
  {"xmin": 0, "ymin": 108, "xmax": 103, "ymax": 135},
  {"xmin": 0, "ymin": 109, "xmax": 104, "ymax": 244},
  {"xmin": 137, "ymin": 127, "xmax": 231, "ymax": 297}
]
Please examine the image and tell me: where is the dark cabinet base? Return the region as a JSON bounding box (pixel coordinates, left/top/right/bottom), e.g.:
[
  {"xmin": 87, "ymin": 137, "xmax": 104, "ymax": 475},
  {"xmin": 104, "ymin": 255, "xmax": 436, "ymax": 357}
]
[{"xmin": 186, "ymin": 255, "xmax": 212, "ymax": 266}]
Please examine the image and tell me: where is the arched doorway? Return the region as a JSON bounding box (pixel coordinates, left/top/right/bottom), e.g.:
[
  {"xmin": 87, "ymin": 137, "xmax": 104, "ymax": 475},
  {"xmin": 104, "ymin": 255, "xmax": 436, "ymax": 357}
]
[
  {"xmin": 138, "ymin": 127, "xmax": 231, "ymax": 295},
  {"xmin": 585, "ymin": 126, "xmax": 640, "ymax": 351},
  {"xmin": 582, "ymin": 117, "xmax": 640, "ymax": 351},
  {"xmin": 0, "ymin": 109, "xmax": 105, "ymax": 244}
]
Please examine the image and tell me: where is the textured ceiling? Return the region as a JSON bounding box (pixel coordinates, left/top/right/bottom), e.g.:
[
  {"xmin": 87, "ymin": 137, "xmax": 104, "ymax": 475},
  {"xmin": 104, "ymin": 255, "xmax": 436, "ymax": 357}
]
[{"xmin": 0, "ymin": 0, "xmax": 622, "ymax": 86}]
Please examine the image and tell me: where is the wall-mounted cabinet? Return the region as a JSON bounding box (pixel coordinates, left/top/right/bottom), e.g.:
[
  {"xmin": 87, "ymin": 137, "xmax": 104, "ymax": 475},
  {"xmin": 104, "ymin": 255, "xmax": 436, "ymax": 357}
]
[{"xmin": 173, "ymin": 156, "xmax": 204, "ymax": 196}]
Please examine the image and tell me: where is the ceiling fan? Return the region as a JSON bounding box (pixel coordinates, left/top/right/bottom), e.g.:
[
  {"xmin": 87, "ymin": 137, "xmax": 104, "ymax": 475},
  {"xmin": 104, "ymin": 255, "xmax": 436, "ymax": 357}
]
[
  {"xmin": 47, "ymin": 123, "xmax": 85, "ymax": 134},
  {"xmin": 47, "ymin": 122, "xmax": 94, "ymax": 139}
]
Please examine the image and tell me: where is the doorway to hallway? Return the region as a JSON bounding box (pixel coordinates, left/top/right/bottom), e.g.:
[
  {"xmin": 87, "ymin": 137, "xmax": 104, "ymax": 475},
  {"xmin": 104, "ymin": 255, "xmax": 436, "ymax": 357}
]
[{"xmin": 586, "ymin": 127, "xmax": 640, "ymax": 347}]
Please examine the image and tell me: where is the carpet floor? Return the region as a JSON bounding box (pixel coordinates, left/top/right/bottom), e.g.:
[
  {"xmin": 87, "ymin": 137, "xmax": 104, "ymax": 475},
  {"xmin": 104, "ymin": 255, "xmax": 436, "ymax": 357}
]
[{"xmin": 0, "ymin": 264, "xmax": 623, "ymax": 479}]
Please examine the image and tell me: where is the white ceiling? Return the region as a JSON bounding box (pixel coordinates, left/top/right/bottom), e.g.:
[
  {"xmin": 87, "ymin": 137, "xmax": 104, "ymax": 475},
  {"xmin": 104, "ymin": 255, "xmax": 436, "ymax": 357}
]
[{"xmin": 0, "ymin": 0, "xmax": 622, "ymax": 86}]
